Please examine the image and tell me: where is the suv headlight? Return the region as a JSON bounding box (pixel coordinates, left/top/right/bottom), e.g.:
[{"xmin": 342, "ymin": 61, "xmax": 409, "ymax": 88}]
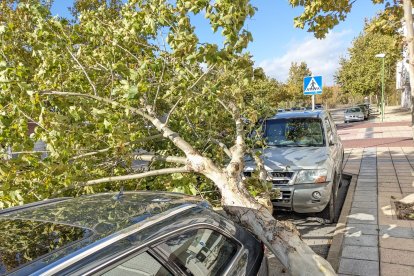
[{"xmin": 295, "ymin": 169, "xmax": 327, "ymax": 184}]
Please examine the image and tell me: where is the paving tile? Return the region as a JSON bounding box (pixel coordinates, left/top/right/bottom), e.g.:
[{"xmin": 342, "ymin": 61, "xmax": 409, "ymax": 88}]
[
  {"xmin": 342, "ymin": 245, "xmax": 378, "ymax": 261},
  {"xmin": 380, "ymin": 236, "xmax": 414, "ymax": 252},
  {"xmin": 346, "ymin": 223, "xmax": 379, "ymax": 235},
  {"xmin": 352, "ymin": 201, "xmax": 377, "ymax": 209},
  {"xmin": 380, "ymin": 248, "xmax": 414, "ymax": 266},
  {"xmin": 380, "ymin": 262, "xmax": 414, "ymax": 276},
  {"xmin": 357, "ymin": 179, "xmax": 377, "ymax": 183},
  {"xmin": 353, "ymin": 191, "xmax": 378, "ymax": 197},
  {"xmin": 353, "ymin": 195, "xmax": 377, "ymax": 202},
  {"xmin": 378, "ymin": 187, "xmax": 401, "ymax": 192},
  {"xmin": 344, "ymin": 233, "xmax": 378, "ymax": 247},
  {"xmin": 350, "ymin": 207, "xmax": 377, "ymax": 216},
  {"xmin": 348, "ymin": 217, "xmax": 378, "ymax": 225},
  {"xmin": 355, "ymin": 186, "xmax": 377, "ymax": 191},
  {"xmin": 378, "ymin": 217, "xmax": 413, "ymax": 228},
  {"xmin": 338, "ymin": 258, "xmax": 379, "ymax": 276},
  {"xmin": 379, "ymin": 225, "xmax": 414, "ymax": 239}
]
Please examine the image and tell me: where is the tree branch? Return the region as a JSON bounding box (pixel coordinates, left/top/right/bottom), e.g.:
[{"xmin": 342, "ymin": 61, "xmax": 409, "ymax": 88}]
[
  {"xmin": 188, "ymin": 64, "xmax": 216, "ymax": 90},
  {"xmin": 216, "ymin": 98, "xmax": 233, "ymax": 116},
  {"xmin": 153, "ymin": 59, "xmax": 166, "ymax": 110},
  {"xmin": 83, "ymin": 166, "xmax": 190, "ymax": 186},
  {"xmin": 66, "ymin": 47, "xmax": 97, "ymax": 95},
  {"xmin": 132, "ymin": 154, "xmax": 187, "ymax": 165},
  {"xmin": 211, "ymin": 138, "xmax": 232, "ymax": 158},
  {"xmin": 53, "ymin": 167, "xmax": 191, "ymax": 196},
  {"xmin": 165, "ymin": 96, "xmax": 182, "ymax": 124},
  {"xmin": 226, "ymin": 102, "xmax": 246, "ymax": 176},
  {"xmin": 18, "ymin": 109, "xmax": 48, "ymax": 132},
  {"xmin": 70, "ymin": 134, "xmax": 163, "ymax": 161}
]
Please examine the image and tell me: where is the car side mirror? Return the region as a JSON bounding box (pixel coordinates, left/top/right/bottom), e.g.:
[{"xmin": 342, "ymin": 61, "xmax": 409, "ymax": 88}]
[{"xmin": 329, "ymin": 134, "xmax": 336, "ymax": 146}]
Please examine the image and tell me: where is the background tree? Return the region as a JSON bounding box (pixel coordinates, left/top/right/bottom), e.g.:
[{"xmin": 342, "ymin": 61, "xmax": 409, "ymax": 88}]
[
  {"xmin": 335, "ymin": 24, "xmax": 401, "ymax": 105},
  {"xmin": 289, "ymin": 0, "xmax": 414, "ymax": 137},
  {"xmin": 0, "ymin": 1, "xmax": 335, "ymax": 274},
  {"xmin": 286, "ymin": 61, "xmax": 312, "ymax": 106}
]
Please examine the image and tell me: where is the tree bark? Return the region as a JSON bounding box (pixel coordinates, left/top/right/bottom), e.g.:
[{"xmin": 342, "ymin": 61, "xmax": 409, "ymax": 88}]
[{"xmin": 403, "ymin": 0, "xmax": 414, "ymax": 139}]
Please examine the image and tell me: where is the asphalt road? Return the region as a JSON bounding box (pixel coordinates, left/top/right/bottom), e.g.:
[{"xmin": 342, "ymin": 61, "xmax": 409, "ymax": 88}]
[{"xmin": 267, "ymin": 175, "xmax": 351, "ymax": 274}]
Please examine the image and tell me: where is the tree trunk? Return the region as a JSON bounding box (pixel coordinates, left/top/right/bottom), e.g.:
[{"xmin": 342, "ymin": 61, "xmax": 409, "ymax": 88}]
[
  {"xmin": 403, "ymin": 0, "xmax": 414, "ymax": 139},
  {"xmin": 202, "ymin": 164, "xmax": 336, "ymax": 276}
]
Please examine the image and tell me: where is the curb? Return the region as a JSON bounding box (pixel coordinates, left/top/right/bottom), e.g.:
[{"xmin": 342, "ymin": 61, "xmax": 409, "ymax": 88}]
[{"xmin": 326, "ymin": 173, "xmax": 357, "ymax": 272}]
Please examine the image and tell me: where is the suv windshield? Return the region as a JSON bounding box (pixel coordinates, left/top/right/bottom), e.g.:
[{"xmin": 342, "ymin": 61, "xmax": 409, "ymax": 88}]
[{"xmin": 264, "ymin": 118, "xmax": 325, "ymax": 147}]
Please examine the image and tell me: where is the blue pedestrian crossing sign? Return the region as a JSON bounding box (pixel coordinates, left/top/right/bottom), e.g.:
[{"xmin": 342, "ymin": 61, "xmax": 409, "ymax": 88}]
[{"xmin": 303, "ymin": 76, "xmax": 323, "ymax": 95}]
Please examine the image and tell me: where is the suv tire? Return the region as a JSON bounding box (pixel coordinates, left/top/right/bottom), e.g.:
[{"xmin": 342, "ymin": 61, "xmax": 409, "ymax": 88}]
[{"xmin": 319, "ymin": 174, "xmax": 339, "ymax": 224}]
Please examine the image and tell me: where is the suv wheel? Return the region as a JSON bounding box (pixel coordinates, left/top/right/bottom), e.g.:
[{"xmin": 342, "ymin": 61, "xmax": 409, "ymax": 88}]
[{"xmin": 319, "ymin": 175, "xmax": 338, "ymax": 224}]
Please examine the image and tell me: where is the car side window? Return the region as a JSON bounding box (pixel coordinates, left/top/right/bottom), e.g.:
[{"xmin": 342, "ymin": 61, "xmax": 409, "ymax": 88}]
[
  {"xmin": 155, "ymin": 228, "xmax": 238, "ymax": 276},
  {"xmin": 101, "ymin": 251, "xmax": 172, "ymax": 276}
]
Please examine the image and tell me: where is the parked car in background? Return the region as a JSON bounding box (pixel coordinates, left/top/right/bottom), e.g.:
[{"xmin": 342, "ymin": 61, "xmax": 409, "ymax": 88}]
[
  {"xmin": 0, "ymin": 192, "xmax": 268, "ymax": 276},
  {"xmin": 245, "ymin": 110, "xmax": 344, "ymax": 223},
  {"xmin": 314, "ymin": 104, "xmax": 323, "ymax": 110},
  {"xmin": 277, "ymin": 108, "xmax": 285, "ymax": 113},
  {"xmin": 357, "ymin": 104, "xmax": 369, "ymax": 120},
  {"xmin": 344, "ymin": 107, "xmax": 364, "ymax": 123}
]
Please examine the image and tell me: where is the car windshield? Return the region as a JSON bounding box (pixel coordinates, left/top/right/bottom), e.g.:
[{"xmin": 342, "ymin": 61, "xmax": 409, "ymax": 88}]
[
  {"xmin": 346, "ymin": 107, "xmax": 361, "ymax": 113},
  {"xmin": 264, "ymin": 118, "xmax": 325, "ymax": 147}
]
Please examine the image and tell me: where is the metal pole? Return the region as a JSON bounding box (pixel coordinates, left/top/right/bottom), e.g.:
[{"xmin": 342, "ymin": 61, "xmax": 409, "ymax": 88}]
[
  {"xmin": 381, "ymin": 57, "xmax": 385, "ymax": 122},
  {"xmin": 312, "ymin": 94, "xmax": 315, "ymax": 111}
]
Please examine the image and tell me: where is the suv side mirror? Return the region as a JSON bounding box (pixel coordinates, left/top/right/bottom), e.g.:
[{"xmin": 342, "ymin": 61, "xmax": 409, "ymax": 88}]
[{"xmin": 329, "ymin": 134, "xmax": 336, "ymax": 146}]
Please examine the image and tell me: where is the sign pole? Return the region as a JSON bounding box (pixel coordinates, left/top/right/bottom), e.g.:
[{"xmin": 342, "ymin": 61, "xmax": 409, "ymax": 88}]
[{"xmin": 312, "ymin": 95, "xmax": 315, "ymax": 111}]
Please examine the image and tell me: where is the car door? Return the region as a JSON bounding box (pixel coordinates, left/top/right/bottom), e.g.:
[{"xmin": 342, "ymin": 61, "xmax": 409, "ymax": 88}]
[
  {"xmin": 151, "ymin": 227, "xmax": 247, "ymax": 276},
  {"xmin": 53, "ymin": 226, "xmax": 247, "ymax": 276}
]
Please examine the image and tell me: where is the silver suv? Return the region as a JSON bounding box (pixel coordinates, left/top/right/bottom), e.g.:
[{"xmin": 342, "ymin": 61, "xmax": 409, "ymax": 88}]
[{"xmin": 245, "ymin": 110, "xmax": 344, "ymax": 223}]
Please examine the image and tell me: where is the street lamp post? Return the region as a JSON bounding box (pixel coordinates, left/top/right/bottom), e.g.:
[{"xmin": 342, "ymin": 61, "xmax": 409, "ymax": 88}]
[{"xmin": 375, "ymin": 53, "xmax": 386, "ymax": 122}]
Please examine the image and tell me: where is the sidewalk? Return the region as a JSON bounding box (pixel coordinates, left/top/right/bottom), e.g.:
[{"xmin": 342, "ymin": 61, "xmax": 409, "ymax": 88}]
[
  {"xmin": 336, "ymin": 106, "xmax": 414, "ymax": 148},
  {"xmin": 336, "ymin": 107, "xmax": 414, "ymax": 275}
]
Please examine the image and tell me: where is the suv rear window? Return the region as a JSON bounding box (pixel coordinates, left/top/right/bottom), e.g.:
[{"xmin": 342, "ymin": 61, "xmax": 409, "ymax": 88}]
[
  {"xmin": 0, "ymin": 219, "xmax": 92, "ymax": 274},
  {"xmin": 264, "ymin": 118, "xmax": 325, "ymax": 147}
]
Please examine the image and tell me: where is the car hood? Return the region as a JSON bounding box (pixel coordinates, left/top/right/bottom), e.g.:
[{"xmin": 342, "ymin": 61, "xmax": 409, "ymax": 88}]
[{"xmin": 245, "ymin": 146, "xmax": 329, "ymax": 171}]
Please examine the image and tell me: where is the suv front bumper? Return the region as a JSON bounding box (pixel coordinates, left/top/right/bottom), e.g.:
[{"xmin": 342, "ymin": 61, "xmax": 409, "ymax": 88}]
[{"xmin": 272, "ymin": 181, "xmax": 332, "ymax": 213}]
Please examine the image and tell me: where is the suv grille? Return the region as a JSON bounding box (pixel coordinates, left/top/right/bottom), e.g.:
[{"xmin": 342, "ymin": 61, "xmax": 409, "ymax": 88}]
[{"xmin": 269, "ymin": 171, "xmax": 294, "ymax": 186}]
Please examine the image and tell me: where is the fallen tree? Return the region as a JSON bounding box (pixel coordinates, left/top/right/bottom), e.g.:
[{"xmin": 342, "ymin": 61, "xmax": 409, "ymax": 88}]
[{"xmin": 0, "ymin": 1, "xmax": 335, "ymax": 274}]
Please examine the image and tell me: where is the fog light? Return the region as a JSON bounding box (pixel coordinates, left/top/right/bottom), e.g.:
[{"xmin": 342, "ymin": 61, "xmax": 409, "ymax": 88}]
[{"xmin": 312, "ymin": 191, "xmax": 322, "ymax": 200}]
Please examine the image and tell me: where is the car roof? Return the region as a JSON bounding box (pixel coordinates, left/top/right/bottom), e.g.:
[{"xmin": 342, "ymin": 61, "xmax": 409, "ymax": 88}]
[
  {"xmin": 0, "ymin": 192, "xmax": 207, "ymax": 274},
  {"xmin": 270, "ymin": 110, "xmax": 325, "ymax": 119},
  {"xmin": 0, "ymin": 191, "xmax": 205, "ymax": 235}
]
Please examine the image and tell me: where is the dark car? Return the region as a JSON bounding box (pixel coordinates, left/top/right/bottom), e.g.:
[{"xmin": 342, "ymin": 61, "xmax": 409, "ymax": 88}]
[
  {"xmin": 0, "ymin": 192, "xmax": 267, "ymax": 276},
  {"xmin": 357, "ymin": 104, "xmax": 369, "ymax": 120}
]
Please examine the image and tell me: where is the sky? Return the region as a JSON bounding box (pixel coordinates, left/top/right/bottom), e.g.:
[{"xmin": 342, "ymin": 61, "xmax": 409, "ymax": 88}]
[{"xmin": 51, "ymin": 0, "xmax": 386, "ymax": 85}]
